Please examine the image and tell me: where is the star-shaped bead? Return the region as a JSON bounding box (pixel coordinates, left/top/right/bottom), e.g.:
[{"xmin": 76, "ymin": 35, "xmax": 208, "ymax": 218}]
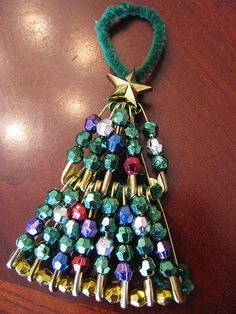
[{"xmin": 107, "ymin": 71, "xmax": 152, "ymax": 108}]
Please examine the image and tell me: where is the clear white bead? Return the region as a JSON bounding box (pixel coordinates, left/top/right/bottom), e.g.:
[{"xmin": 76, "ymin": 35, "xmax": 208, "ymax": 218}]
[
  {"xmin": 96, "ymin": 237, "xmax": 114, "ymax": 256},
  {"xmin": 96, "ymin": 118, "xmax": 114, "ymax": 137},
  {"xmin": 53, "ymin": 206, "xmax": 68, "ymax": 223},
  {"xmin": 146, "ymin": 138, "xmax": 163, "ymax": 155},
  {"xmin": 131, "ymin": 216, "xmax": 150, "ymax": 236}
]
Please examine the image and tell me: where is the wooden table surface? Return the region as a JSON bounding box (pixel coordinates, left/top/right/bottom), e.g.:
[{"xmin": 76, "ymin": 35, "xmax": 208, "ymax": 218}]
[{"xmin": 0, "ymin": 0, "xmax": 235, "ymax": 313}]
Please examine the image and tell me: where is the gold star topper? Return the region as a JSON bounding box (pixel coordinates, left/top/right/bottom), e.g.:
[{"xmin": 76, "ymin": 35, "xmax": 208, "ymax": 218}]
[{"xmin": 107, "ymin": 70, "xmax": 152, "ymax": 108}]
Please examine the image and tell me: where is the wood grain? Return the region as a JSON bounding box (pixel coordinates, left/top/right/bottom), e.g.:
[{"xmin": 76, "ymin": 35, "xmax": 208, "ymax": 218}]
[{"xmin": 0, "ymin": 0, "xmax": 235, "ymax": 313}]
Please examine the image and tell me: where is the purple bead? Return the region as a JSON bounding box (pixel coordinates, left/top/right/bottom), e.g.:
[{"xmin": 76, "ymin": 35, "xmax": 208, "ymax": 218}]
[
  {"xmin": 107, "ymin": 134, "xmax": 125, "ymax": 153},
  {"xmin": 118, "ymin": 205, "xmax": 134, "ymax": 225},
  {"xmin": 156, "ymin": 240, "xmax": 171, "ymax": 260},
  {"xmin": 52, "ymin": 252, "xmax": 69, "ymax": 271},
  {"xmin": 84, "ymin": 114, "xmax": 101, "ymax": 133},
  {"xmin": 25, "ymin": 217, "xmax": 44, "ymax": 236},
  {"xmin": 114, "ymin": 262, "xmax": 133, "ymax": 281},
  {"xmin": 81, "ymin": 219, "xmax": 98, "ymax": 238}
]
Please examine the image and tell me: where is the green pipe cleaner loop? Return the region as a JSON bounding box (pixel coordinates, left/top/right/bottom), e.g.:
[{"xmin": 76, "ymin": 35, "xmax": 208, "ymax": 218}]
[{"xmin": 96, "ymin": 2, "xmax": 166, "ymax": 82}]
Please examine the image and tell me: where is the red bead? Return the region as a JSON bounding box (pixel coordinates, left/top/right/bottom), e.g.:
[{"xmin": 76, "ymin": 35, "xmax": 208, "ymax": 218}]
[
  {"xmin": 124, "ymin": 157, "xmax": 142, "ymax": 175},
  {"xmin": 71, "ymin": 203, "xmax": 87, "ymax": 221},
  {"xmin": 72, "ymin": 256, "xmax": 90, "ymax": 272}
]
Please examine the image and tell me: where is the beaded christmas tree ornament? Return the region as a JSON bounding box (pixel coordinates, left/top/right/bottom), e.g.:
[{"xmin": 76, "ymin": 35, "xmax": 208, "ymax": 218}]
[{"xmin": 7, "ymin": 2, "xmax": 194, "ymax": 309}]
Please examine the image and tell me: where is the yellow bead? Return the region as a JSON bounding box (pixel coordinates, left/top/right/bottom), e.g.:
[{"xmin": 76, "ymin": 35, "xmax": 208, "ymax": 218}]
[
  {"xmin": 82, "ymin": 278, "xmax": 96, "ymax": 297},
  {"xmin": 156, "ymin": 289, "xmax": 172, "ymax": 305},
  {"xmin": 58, "ymin": 277, "xmax": 73, "ymax": 293},
  {"xmin": 130, "ymin": 289, "xmax": 147, "ymax": 308},
  {"xmin": 36, "ymin": 268, "xmax": 53, "ymax": 286},
  {"xmin": 105, "ymin": 285, "xmax": 121, "ymax": 304},
  {"xmin": 15, "ymin": 260, "xmax": 31, "ymax": 277}
]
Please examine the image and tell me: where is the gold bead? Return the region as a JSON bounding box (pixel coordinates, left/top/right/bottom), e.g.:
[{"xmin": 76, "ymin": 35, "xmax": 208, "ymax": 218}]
[
  {"xmin": 105, "ymin": 285, "xmax": 121, "ymax": 304},
  {"xmin": 130, "ymin": 289, "xmax": 147, "ymax": 308},
  {"xmin": 156, "ymin": 289, "xmax": 172, "ymax": 306},
  {"xmin": 82, "ymin": 278, "xmax": 97, "ymax": 297},
  {"xmin": 58, "ymin": 277, "xmax": 73, "ymax": 293},
  {"xmin": 15, "ymin": 260, "xmax": 31, "ymax": 277},
  {"xmin": 36, "ymin": 268, "xmax": 53, "ymax": 286}
]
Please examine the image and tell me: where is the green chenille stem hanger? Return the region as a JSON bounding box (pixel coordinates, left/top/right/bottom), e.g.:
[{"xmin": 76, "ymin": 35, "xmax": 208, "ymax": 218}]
[{"xmin": 96, "ymin": 2, "xmax": 166, "ymax": 82}]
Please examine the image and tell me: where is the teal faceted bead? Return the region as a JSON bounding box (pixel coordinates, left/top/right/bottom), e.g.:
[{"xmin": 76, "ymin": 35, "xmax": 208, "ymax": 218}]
[
  {"xmin": 94, "ymin": 256, "xmax": 110, "ymax": 274},
  {"xmin": 34, "ymin": 243, "xmax": 50, "ymax": 260},
  {"xmin": 150, "ymin": 183, "xmax": 163, "ymax": 200},
  {"xmin": 100, "ymin": 217, "xmax": 116, "ymax": 233},
  {"xmin": 136, "ymin": 236, "xmax": 154, "ymax": 256},
  {"xmin": 83, "ymin": 154, "xmax": 101, "ymax": 171},
  {"xmin": 159, "ymin": 261, "xmax": 177, "ymax": 277},
  {"xmin": 45, "ymin": 189, "xmax": 62, "ymax": 207},
  {"xmin": 83, "ymin": 191, "xmax": 102, "ymax": 210},
  {"xmin": 139, "ymin": 257, "xmax": 156, "ymax": 277},
  {"xmin": 103, "ymin": 154, "xmax": 119, "ymax": 172},
  {"xmin": 102, "ymin": 197, "xmax": 119, "ymax": 214},
  {"xmin": 153, "ymin": 275, "xmax": 171, "ymax": 289},
  {"xmin": 148, "ymin": 205, "xmax": 162, "ymax": 222},
  {"xmin": 150, "ymin": 223, "xmax": 167, "ymax": 240},
  {"xmin": 124, "ymin": 123, "xmax": 139, "ymax": 139},
  {"xmin": 127, "ymin": 139, "xmax": 142, "ymax": 156},
  {"xmin": 176, "ymin": 264, "xmax": 190, "ymax": 279},
  {"xmin": 43, "ymin": 226, "xmax": 60, "ymax": 245},
  {"xmin": 75, "ymin": 237, "xmax": 94, "ymax": 255},
  {"xmin": 182, "ymin": 278, "xmax": 195, "ymax": 295},
  {"xmin": 112, "ymin": 108, "xmax": 129, "ymax": 126},
  {"xmin": 142, "ymin": 121, "xmax": 158, "ymax": 138},
  {"xmin": 62, "ymin": 189, "xmax": 79, "ymax": 207},
  {"xmin": 36, "ymin": 204, "xmax": 53, "ymax": 221},
  {"xmin": 67, "ymin": 146, "xmax": 83, "ymax": 163},
  {"xmin": 116, "ymin": 226, "xmax": 134, "ymax": 244},
  {"xmin": 116, "ymin": 244, "xmax": 134, "ymax": 262},
  {"xmin": 89, "ymin": 137, "xmax": 106, "ymax": 155},
  {"xmin": 76, "ymin": 131, "xmax": 92, "ymax": 148},
  {"xmin": 59, "ymin": 235, "xmax": 74, "ymax": 253},
  {"xmin": 63, "ymin": 219, "xmax": 80, "ymax": 238},
  {"xmin": 152, "ymin": 155, "xmax": 168, "ymax": 172},
  {"xmin": 16, "ymin": 234, "xmax": 34, "ymax": 251},
  {"xmin": 131, "ymin": 196, "xmax": 149, "ymax": 215}
]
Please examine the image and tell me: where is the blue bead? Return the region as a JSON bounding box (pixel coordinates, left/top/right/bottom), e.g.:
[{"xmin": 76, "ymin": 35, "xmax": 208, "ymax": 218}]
[
  {"xmin": 117, "ymin": 206, "xmax": 134, "ymax": 225},
  {"xmin": 52, "ymin": 252, "xmax": 69, "ymax": 271},
  {"xmin": 107, "ymin": 134, "xmax": 125, "ymax": 153},
  {"xmin": 25, "ymin": 217, "xmax": 44, "ymax": 236}
]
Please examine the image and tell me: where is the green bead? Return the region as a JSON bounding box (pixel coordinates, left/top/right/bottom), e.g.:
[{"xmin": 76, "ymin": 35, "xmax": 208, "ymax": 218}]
[
  {"xmin": 83, "ymin": 191, "xmax": 102, "ymax": 210},
  {"xmin": 116, "ymin": 244, "xmax": 134, "ymax": 262},
  {"xmin": 139, "ymin": 257, "xmax": 156, "ymax": 277},
  {"xmin": 159, "ymin": 261, "xmax": 177, "ymax": 277},
  {"xmin": 63, "ymin": 189, "xmax": 79, "ymax": 207},
  {"xmin": 148, "ymin": 205, "xmax": 162, "ymax": 222},
  {"xmin": 152, "ymin": 155, "xmax": 168, "ymax": 172},
  {"xmin": 76, "ymin": 131, "xmax": 92, "ymax": 148},
  {"xmin": 36, "ymin": 204, "xmax": 53, "ymax": 221},
  {"xmin": 63, "ymin": 219, "xmax": 80, "ymax": 238},
  {"xmin": 131, "ymin": 196, "xmax": 149, "ymax": 215},
  {"xmin": 67, "ymin": 146, "xmax": 83, "ymax": 163},
  {"xmin": 45, "ymin": 189, "xmax": 62, "ymax": 206},
  {"xmin": 150, "ymin": 184, "xmax": 163, "ymax": 199},
  {"xmin": 127, "ymin": 139, "xmax": 142, "ymax": 156},
  {"xmin": 94, "ymin": 256, "xmax": 110, "ymax": 274},
  {"xmin": 176, "ymin": 264, "xmax": 190, "ymax": 279},
  {"xmin": 150, "ymin": 223, "xmax": 167, "ymax": 240},
  {"xmin": 75, "ymin": 237, "xmax": 94, "ymax": 255},
  {"xmin": 102, "ymin": 197, "xmax": 119, "ymax": 214},
  {"xmin": 34, "ymin": 243, "xmax": 50, "ymax": 260},
  {"xmin": 124, "ymin": 123, "xmax": 139, "ymax": 139},
  {"xmin": 153, "ymin": 275, "xmax": 171, "ymax": 290},
  {"xmin": 142, "ymin": 121, "xmax": 158, "ymax": 138},
  {"xmin": 181, "ymin": 278, "xmax": 195, "ymax": 295},
  {"xmin": 100, "ymin": 217, "xmax": 116, "ymax": 233},
  {"xmin": 112, "ymin": 108, "xmax": 129, "ymax": 126},
  {"xmin": 59, "ymin": 235, "xmax": 74, "ymax": 253},
  {"xmin": 116, "ymin": 226, "xmax": 134, "ymax": 243},
  {"xmin": 83, "ymin": 154, "xmax": 101, "ymax": 171},
  {"xmin": 89, "ymin": 137, "xmax": 106, "ymax": 155},
  {"xmin": 136, "ymin": 236, "xmax": 154, "ymax": 256},
  {"xmin": 16, "ymin": 234, "xmax": 34, "ymax": 251},
  {"xmin": 43, "ymin": 226, "xmax": 60, "ymax": 245},
  {"xmin": 103, "ymin": 154, "xmax": 119, "ymax": 172}
]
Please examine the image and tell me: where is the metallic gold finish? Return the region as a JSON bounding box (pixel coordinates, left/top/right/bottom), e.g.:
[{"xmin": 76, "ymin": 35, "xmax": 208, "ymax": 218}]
[
  {"xmin": 49, "ymin": 270, "xmax": 61, "ymax": 292},
  {"xmin": 105, "ymin": 285, "xmax": 121, "ymax": 304},
  {"xmin": 98, "ymin": 102, "xmax": 110, "ymax": 117},
  {"xmin": 111, "ymin": 181, "xmax": 119, "ymax": 198},
  {"xmin": 169, "ymin": 275, "xmax": 186, "ymax": 304},
  {"xmin": 6, "ymin": 248, "xmax": 23, "ymax": 269},
  {"xmin": 157, "ymin": 171, "xmax": 168, "ymax": 193},
  {"xmin": 138, "ymin": 102, "xmax": 149, "ymax": 122},
  {"xmin": 120, "ymin": 280, "xmax": 129, "ymax": 309},
  {"xmin": 156, "ymin": 289, "xmax": 172, "ymax": 305},
  {"xmin": 95, "ymin": 274, "xmax": 106, "ymax": 302},
  {"xmin": 94, "ymin": 179, "xmax": 102, "ymax": 192},
  {"xmin": 101, "ymin": 170, "xmax": 112, "ymax": 195},
  {"xmin": 82, "ymin": 278, "xmax": 96, "ymax": 297},
  {"xmin": 15, "ymin": 259, "xmax": 31, "ymax": 277},
  {"xmin": 72, "ymin": 271, "xmax": 83, "ymax": 296},
  {"xmin": 80, "ymin": 169, "xmax": 93, "ymax": 192},
  {"xmin": 130, "ymin": 289, "xmax": 147, "ymax": 308},
  {"xmin": 61, "ymin": 161, "xmax": 78, "ymax": 185},
  {"xmin": 138, "ymin": 184, "xmax": 144, "ymax": 196},
  {"xmin": 144, "ymin": 277, "xmax": 155, "ymax": 307},
  {"xmin": 122, "ymin": 185, "xmax": 127, "ymax": 205},
  {"xmin": 36, "ymin": 268, "xmax": 53, "ymax": 286},
  {"xmin": 27, "ymin": 258, "xmax": 42, "ymax": 282},
  {"xmin": 130, "ymin": 174, "xmax": 137, "ymax": 197},
  {"xmin": 146, "ymin": 186, "xmax": 152, "ymax": 202},
  {"xmin": 58, "ymin": 277, "xmax": 73, "ymax": 293}
]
